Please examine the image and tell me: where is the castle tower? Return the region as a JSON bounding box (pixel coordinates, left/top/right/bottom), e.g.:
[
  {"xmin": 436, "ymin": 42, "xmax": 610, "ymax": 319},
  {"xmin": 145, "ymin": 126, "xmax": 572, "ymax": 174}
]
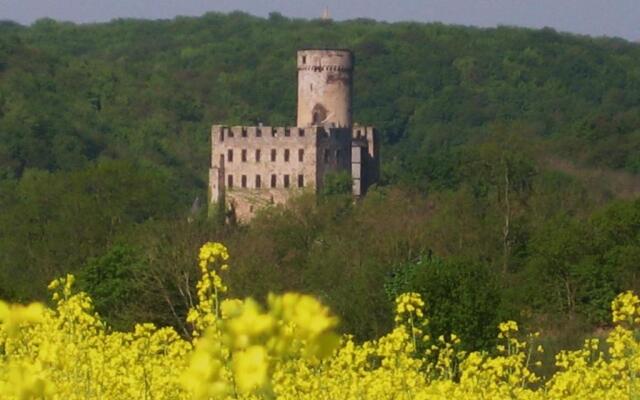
[{"xmin": 297, "ymin": 49, "xmax": 353, "ymax": 128}]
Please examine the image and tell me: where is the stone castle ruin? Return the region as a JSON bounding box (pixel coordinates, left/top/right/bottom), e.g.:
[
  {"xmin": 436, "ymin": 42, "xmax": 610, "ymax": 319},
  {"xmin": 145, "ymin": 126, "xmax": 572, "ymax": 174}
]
[{"xmin": 209, "ymin": 49, "xmax": 379, "ymax": 220}]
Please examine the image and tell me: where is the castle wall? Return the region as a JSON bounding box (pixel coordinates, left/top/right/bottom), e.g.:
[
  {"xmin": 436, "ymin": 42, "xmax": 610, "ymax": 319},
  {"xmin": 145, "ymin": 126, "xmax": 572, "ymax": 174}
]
[
  {"xmin": 297, "ymin": 50, "xmax": 353, "ymax": 128},
  {"xmin": 352, "ymin": 125, "xmax": 380, "ymax": 191},
  {"xmin": 210, "ymin": 125, "xmax": 321, "ymax": 221},
  {"xmin": 315, "ymin": 128, "xmax": 353, "ymax": 189}
]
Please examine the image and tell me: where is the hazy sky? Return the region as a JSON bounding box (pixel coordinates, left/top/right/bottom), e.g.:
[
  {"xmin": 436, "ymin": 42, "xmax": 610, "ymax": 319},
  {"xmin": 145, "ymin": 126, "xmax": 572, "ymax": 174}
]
[{"xmin": 1, "ymin": 0, "xmax": 639, "ymax": 41}]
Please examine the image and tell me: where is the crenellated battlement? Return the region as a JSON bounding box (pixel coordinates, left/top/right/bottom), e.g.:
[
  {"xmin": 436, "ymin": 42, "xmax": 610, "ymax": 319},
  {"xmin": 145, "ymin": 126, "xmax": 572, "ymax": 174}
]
[
  {"xmin": 297, "ymin": 65, "xmax": 352, "ymax": 72},
  {"xmin": 211, "ymin": 125, "xmax": 354, "ymax": 144}
]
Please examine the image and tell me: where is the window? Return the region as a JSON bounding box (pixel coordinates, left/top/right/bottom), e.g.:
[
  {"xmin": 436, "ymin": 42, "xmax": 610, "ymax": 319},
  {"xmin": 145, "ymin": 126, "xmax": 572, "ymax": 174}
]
[
  {"xmin": 323, "ymin": 149, "xmax": 329, "ymax": 163},
  {"xmin": 241, "ymin": 129, "xmax": 247, "ymax": 138},
  {"xmin": 302, "ymin": 55, "xmax": 306, "ymax": 64},
  {"xmin": 298, "ymin": 149, "xmax": 304, "ymax": 162},
  {"xmin": 255, "ymin": 149, "xmax": 261, "ymax": 162},
  {"xmin": 298, "ymin": 175, "xmax": 304, "ymax": 188},
  {"xmin": 227, "ymin": 149, "xmax": 233, "ymax": 162},
  {"xmin": 271, "ymin": 149, "xmax": 276, "ymax": 162},
  {"xmin": 255, "ymin": 175, "xmax": 261, "ymax": 188},
  {"xmin": 284, "ymin": 175, "xmax": 290, "ymax": 188},
  {"xmin": 241, "ymin": 149, "xmax": 247, "ymax": 162},
  {"xmin": 241, "ymin": 175, "xmax": 247, "ymax": 188},
  {"xmin": 284, "ymin": 149, "xmax": 290, "ymax": 162},
  {"xmin": 299, "ymin": 129, "xmax": 305, "ymax": 137},
  {"xmin": 271, "ymin": 174, "xmax": 277, "ymax": 188},
  {"xmin": 227, "ymin": 175, "xmax": 233, "ymax": 188}
]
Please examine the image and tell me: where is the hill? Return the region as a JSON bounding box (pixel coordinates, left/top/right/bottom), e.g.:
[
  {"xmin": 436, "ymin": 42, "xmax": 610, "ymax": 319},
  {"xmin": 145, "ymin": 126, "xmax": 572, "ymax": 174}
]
[{"xmin": 2, "ymin": 12, "xmax": 640, "ymax": 347}]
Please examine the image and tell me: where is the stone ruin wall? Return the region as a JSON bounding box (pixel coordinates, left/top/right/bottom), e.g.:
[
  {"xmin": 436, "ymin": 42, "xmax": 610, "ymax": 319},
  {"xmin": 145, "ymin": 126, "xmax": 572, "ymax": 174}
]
[{"xmin": 210, "ymin": 125, "xmax": 356, "ymax": 221}]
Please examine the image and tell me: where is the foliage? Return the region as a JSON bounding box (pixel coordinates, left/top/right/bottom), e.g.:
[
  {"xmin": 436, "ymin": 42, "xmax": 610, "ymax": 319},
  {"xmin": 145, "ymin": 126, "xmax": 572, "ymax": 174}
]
[
  {"xmin": 77, "ymin": 244, "xmax": 146, "ymax": 330},
  {"xmin": 321, "ymin": 171, "xmax": 352, "ymax": 196},
  {"xmin": 386, "ymin": 255, "xmax": 502, "ymax": 351}
]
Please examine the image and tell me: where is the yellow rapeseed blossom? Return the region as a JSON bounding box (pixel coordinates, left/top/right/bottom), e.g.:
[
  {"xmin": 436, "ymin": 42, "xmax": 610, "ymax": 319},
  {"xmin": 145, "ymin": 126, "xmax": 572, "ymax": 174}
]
[{"xmin": 2, "ymin": 243, "xmax": 640, "ymax": 399}]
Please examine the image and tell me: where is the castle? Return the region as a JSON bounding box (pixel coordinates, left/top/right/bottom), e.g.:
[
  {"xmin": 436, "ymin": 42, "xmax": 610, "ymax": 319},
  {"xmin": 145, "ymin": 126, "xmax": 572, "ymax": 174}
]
[{"xmin": 209, "ymin": 49, "xmax": 379, "ymax": 221}]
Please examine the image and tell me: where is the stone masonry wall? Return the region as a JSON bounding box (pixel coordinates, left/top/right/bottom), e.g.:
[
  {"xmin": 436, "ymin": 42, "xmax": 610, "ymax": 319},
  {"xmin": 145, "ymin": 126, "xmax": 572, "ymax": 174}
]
[{"xmin": 211, "ymin": 125, "xmax": 320, "ymax": 221}]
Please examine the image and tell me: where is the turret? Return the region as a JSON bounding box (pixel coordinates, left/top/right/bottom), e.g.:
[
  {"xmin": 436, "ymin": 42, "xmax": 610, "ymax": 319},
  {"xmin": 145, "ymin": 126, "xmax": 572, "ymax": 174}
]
[{"xmin": 296, "ymin": 49, "xmax": 353, "ymax": 128}]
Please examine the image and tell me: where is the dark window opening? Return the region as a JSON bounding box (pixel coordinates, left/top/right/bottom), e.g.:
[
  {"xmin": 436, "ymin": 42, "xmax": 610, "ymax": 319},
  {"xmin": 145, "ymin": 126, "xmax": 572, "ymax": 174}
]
[
  {"xmin": 284, "ymin": 175, "xmax": 290, "ymax": 188},
  {"xmin": 298, "ymin": 149, "xmax": 304, "ymax": 162},
  {"xmin": 284, "ymin": 149, "xmax": 290, "ymax": 162},
  {"xmin": 241, "ymin": 129, "xmax": 247, "ymax": 138},
  {"xmin": 227, "ymin": 149, "xmax": 233, "ymax": 162},
  {"xmin": 302, "ymin": 55, "xmax": 306, "ymax": 64},
  {"xmin": 271, "ymin": 174, "xmax": 277, "ymax": 188},
  {"xmin": 285, "ymin": 129, "xmax": 290, "ymax": 137},
  {"xmin": 255, "ymin": 175, "xmax": 261, "ymax": 188},
  {"xmin": 299, "ymin": 129, "xmax": 305, "ymax": 137},
  {"xmin": 255, "ymin": 149, "xmax": 261, "ymax": 162},
  {"xmin": 271, "ymin": 149, "xmax": 276, "ymax": 162},
  {"xmin": 298, "ymin": 175, "xmax": 304, "ymax": 188},
  {"xmin": 241, "ymin": 175, "xmax": 247, "ymax": 188},
  {"xmin": 241, "ymin": 149, "xmax": 247, "ymax": 162},
  {"xmin": 227, "ymin": 175, "xmax": 233, "ymax": 188}
]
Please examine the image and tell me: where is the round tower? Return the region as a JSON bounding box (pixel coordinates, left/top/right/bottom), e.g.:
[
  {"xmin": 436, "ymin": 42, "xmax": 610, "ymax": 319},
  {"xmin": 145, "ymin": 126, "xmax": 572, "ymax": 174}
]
[{"xmin": 297, "ymin": 49, "xmax": 353, "ymax": 128}]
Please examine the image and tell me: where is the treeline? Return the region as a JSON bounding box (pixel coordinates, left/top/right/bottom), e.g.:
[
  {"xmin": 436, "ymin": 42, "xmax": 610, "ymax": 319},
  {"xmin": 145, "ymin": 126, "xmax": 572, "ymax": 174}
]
[{"xmin": 2, "ymin": 12, "xmax": 640, "ymax": 351}]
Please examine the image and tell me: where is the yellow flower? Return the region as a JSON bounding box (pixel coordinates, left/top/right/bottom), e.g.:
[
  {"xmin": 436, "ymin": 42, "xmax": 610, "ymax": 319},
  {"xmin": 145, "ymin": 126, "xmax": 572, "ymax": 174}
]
[{"xmin": 233, "ymin": 345, "xmax": 269, "ymax": 394}]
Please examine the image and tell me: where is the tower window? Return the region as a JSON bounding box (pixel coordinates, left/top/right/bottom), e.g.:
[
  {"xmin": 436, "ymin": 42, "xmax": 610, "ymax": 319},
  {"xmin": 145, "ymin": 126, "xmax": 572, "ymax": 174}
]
[
  {"xmin": 255, "ymin": 149, "xmax": 261, "ymax": 162},
  {"xmin": 241, "ymin": 175, "xmax": 247, "ymax": 188},
  {"xmin": 227, "ymin": 175, "xmax": 233, "ymax": 188},
  {"xmin": 255, "ymin": 175, "xmax": 261, "ymax": 188},
  {"xmin": 271, "ymin": 174, "xmax": 277, "ymax": 188},
  {"xmin": 298, "ymin": 149, "xmax": 304, "ymax": 162},
  {"xmin": 241, "ymin": 149, "xmax": 247, "ymax": 162},
  {"xmin": 284, "ymin": 175, "xmax": 290, "ymax": 188},
  {"xmin": 271, "ymin": 149, "xmax": 276, "ymax": 161},
  {"xmin": 284, "ymin": 149, "xmax": 290, "ymax": 162},
  {"xmin": 227, "ymin": 149, "xmax": 233, "ymax": 162},
  {"xmin": 302, "ymin": 55, "xmax": 306, "ymax": 64},
  {"xmin": 298, "ymin": 175, "xmax": 304, "ymax": 188}
]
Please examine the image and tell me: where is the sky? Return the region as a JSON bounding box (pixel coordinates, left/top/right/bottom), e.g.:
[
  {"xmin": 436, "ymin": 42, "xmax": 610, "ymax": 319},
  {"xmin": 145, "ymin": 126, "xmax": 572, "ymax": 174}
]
[{"xmin": 1, "ymin": 0, "xmax": 639, "ymax": 41}]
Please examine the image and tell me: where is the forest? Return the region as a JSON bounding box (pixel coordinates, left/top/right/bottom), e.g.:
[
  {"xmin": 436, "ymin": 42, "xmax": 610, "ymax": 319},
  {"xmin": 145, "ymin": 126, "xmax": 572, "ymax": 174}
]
[{"xmin": 2, "ymin": 11, "xmax": 640, "ymax": 361}]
